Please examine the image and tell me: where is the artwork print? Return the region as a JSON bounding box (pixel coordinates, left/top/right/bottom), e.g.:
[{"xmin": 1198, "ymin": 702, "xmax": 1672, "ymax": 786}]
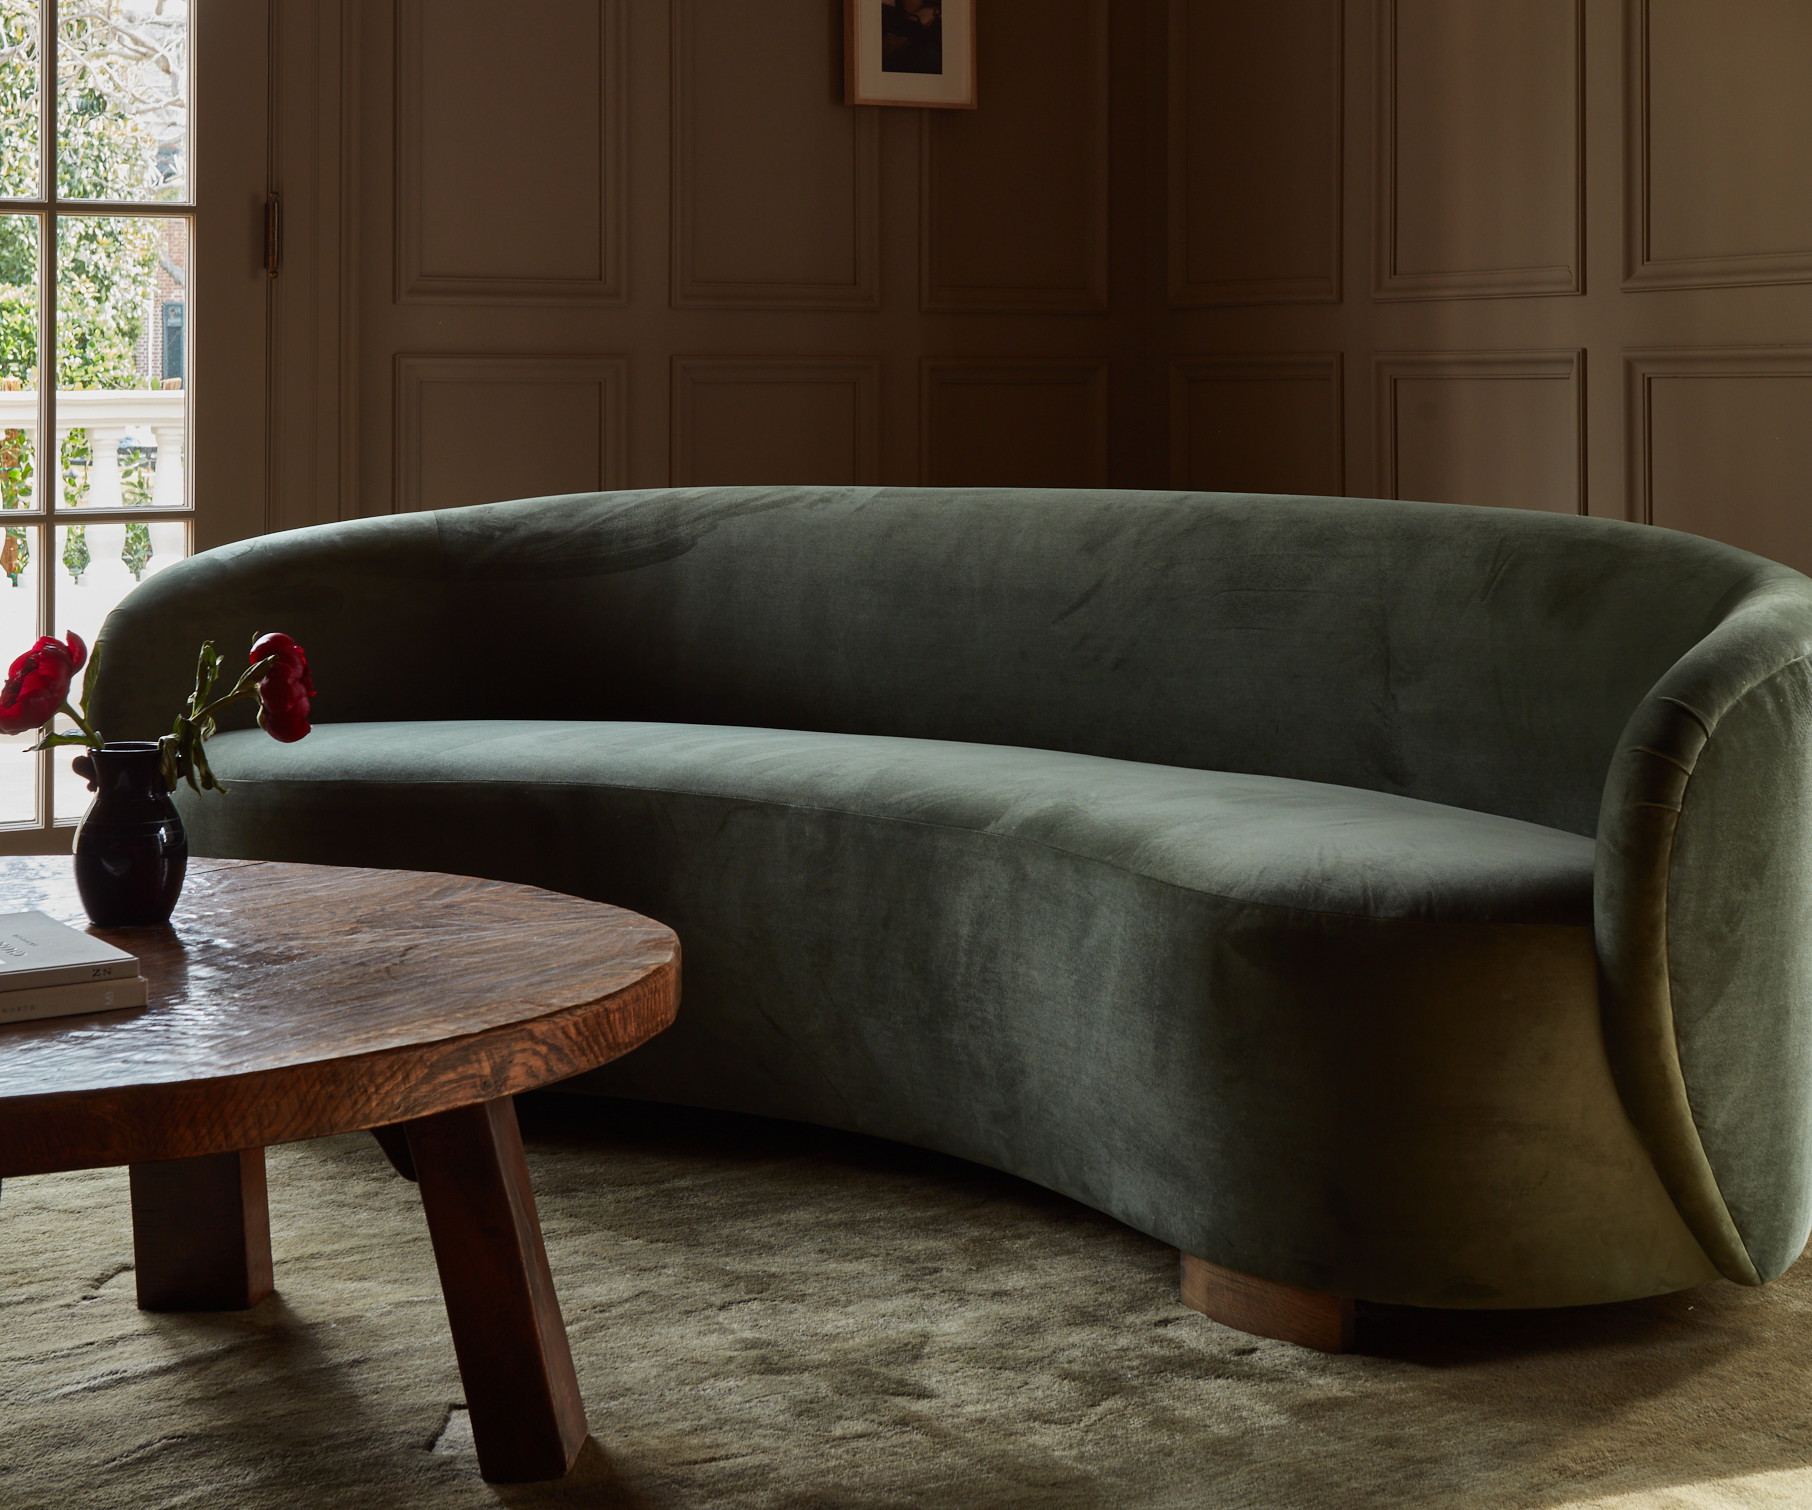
[
  {"xmin": 845, "ymin": 0, "xmax": 977, "ymax": 110},
  {"xmin": 882, "ymin": 0, "xmax": 944, "ymax": 76}
]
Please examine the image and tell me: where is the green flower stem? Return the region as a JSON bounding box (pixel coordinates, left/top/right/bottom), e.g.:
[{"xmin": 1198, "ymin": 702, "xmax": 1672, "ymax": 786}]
[
  {"xmin": 190, "ymin": 655, "xmax": 273, "ymax": 726},
  {"xmin": 156, "ymin": 655, "xmax": 277, "ymax": 795},
  {"xmin": 55, "ymin": 700, "xmax": 103, "ymax": 750}
]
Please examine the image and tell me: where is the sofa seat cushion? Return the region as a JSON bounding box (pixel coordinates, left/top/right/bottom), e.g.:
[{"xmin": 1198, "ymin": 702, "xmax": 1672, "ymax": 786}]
[
  {"xmin": 186, "ymin": 719, "xmax": 1696, "ymax": 1311},
  {"xmin": 198, "ymin": 720, "xmax": 1594, "ymax": 926}
]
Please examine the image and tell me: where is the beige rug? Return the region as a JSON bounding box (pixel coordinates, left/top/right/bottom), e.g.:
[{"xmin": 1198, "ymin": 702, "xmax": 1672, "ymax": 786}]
[{"xmin": 3, "ymin": 1096, "xmax": 1812, "ymax": 1510}]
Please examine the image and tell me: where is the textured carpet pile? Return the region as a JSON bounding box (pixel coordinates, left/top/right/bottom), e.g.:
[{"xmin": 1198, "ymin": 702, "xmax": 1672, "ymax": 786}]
[{"xmin": 3, "ymin": 1096, "xmax": 1812, "ymax": 1509}]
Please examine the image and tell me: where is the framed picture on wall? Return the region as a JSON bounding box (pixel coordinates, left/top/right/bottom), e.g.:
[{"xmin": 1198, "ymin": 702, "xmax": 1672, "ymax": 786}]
[{"xmin": 845, "ymin": 0, "xmax": 977, "ymax": 110}]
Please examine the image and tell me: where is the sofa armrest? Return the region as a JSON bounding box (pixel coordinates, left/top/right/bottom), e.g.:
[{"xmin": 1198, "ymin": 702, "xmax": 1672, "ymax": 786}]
[
  {"xmin": 1597, "ymin": 575, "xmax": 1812, "ymax": 1285},
  {"xmin": 88, "ymin": 511, "xmax": 456, "ymax": 742}
]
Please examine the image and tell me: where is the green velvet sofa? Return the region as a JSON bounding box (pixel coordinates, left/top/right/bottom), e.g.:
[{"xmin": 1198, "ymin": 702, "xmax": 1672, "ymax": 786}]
[{"xmin": 89, "ymin": 487, "xmax": 1812, "ymax": 1343}]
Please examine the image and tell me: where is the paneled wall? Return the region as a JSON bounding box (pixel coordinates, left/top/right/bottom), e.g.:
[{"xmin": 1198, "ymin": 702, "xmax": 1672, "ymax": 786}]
[
  {"xmin": 269, "ymin": 0, "xmax": 1812, "ymax": 574},
  {"xmin": 270, "ymin": 0, "xmax": 1166, "ymax": 530},
  {"xmin": 1169, "ymin": 0, "xmax": 1812, "ymax": 572}
]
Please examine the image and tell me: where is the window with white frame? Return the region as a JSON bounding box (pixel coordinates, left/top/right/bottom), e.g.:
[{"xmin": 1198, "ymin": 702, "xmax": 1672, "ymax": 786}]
[{"xmin": 0, "ymin": 0, "xmax": 192, "ymax": 833}]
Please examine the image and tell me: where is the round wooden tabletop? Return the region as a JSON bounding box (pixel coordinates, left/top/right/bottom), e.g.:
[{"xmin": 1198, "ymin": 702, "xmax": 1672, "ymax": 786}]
[{"xmin": 0, "ymin": 857, "xmax": 679, "ymax": 1178}]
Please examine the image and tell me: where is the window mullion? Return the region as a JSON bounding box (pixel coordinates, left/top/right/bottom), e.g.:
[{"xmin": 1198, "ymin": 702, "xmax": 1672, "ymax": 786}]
[
  {"xmin": 39, "ymin": 0, "xmax": 52, "ymax": 204},
  {"xmin": 38, "ymin": 0, "xmax": 57, "ymax": 826}
]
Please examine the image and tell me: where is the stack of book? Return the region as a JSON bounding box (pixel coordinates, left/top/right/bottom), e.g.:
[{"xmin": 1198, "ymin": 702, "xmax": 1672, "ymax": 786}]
[{"xmin": 0, "ymin": 911, "xmax": 147, "ymax": 1025}]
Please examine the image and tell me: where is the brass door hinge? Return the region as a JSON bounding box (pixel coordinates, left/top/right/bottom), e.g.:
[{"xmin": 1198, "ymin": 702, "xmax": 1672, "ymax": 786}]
[{"xmin": 264, "ymin": 191, "xmax": 281, "ymax": 279}]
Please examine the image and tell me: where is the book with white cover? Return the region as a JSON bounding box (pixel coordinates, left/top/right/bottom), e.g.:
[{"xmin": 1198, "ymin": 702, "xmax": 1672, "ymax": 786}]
[
  {"xmin": 0, "ymin": 909, "xmax": 138, "ymax": 991},
  {"xmin": 0, "ymin": 974, "xmax": 149, "ymax": 1024}
]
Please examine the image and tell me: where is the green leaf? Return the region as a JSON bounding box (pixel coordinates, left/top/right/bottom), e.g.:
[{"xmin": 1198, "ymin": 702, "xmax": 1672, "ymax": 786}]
[
  {"xmin": 186, "ymin": 643, "xmax": 209, "ymax": 715},
  {"xmin": 196, "ymin": 642, "xmax": 221, "ymax": 708},
  {"xmin": 192, "ymin": 736, "xmax": 225, "ymax": 795},
  {"xmin": 77, "ymin": 638, "xmax": 101, "ymax": 721}
]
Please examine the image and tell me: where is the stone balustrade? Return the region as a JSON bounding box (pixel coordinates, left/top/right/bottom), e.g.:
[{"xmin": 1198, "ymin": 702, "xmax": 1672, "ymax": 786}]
[{"xmin": 0, "ymin": 388, "xmax": 186, "ymax": 511}]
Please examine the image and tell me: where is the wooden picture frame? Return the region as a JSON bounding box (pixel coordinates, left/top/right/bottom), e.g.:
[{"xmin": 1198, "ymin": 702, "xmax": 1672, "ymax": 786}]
[{"xmin": 845, "ymin": 0, "xmax": 977, "ymax": 110}]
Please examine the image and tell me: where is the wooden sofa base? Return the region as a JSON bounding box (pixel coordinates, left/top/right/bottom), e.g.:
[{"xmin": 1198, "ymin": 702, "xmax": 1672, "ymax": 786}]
[{"xmin": 1180, "ymin": 1254, "xmax": 1356, "ymax": 1353}]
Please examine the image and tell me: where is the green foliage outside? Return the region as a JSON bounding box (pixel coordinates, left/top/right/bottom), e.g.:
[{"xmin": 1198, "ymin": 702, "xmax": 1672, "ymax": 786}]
[
  {"xmin": 61, "ymin": 516, "xmax": 89, "ymax": 580},
  {"xmin": 0, "ymin": 0, "xmax": 167, "ymax": 583},
  {"xmin": 0, "ymin": 0, "xmax": 39, "ymax": 583},
  {"xmin": 122, "ymin": 516, "xmax": 150, "ymax": 576}
]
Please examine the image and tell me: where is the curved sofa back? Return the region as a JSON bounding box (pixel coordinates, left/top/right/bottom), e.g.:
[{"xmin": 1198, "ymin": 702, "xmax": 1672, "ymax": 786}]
[
  {"xmin": 102, "ymin": 487, "xmax": 1792, "ymax": 836},
  {"xmin": 90, "ymin": 486, "xmax": 1812, "ymax": 1291}
]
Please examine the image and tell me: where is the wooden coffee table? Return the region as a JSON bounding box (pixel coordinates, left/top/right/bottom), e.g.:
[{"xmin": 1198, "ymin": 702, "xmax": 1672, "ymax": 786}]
[{"xmin": 0, "ymin": 856, "xmax": 678, "ymax": 1484}]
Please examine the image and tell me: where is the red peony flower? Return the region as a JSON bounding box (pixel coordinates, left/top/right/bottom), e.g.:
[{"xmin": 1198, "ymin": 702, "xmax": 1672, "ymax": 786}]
[
  {"xmin": 250, "ymin": 631, "xmax": 313, "ymax": 743},
  {"xmin": 0, "ymin": 631, "xmax": 86, "ymax": 736}
]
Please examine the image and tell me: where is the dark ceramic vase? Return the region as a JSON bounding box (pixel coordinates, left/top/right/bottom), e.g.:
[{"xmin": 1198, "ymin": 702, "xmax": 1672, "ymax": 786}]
[{"xmin": 72, "ymin": 742, "xmax": 188, "ymax": 927}]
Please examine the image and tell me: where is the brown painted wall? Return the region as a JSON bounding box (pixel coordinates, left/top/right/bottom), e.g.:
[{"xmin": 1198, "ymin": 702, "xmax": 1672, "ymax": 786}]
[
  {"xmin": 272, "ymin": 0, "xmax": 1812, "ymax": 575},
  {"xmin": 270, "ymin": 0, "xmax": 1168, "ymax": 531},
  {"xmin": 1170, "ymin": 0, "xmax": 1812, "ymax": 571}
]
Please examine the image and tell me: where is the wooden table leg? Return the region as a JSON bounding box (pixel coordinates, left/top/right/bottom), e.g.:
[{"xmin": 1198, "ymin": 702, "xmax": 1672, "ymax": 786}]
[
  {"xmin": 405, "ymin": 1096, "xmax": 589, "ymax": 1484},
  {"xmin": 129, "ymin": 1149, "xmax": 273, "ymax": 1312},
  {"xmin": 370, "ymin": 1123, "xmax": 418, "ymax": 1181}
]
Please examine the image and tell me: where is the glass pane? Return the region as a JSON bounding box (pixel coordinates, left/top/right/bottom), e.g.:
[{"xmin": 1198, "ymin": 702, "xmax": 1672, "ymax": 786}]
[
  {"xmin": 0, "ymin": 0, "xmax": 42, "ymax": 198},
  {"xmin": 51, "ymin": 516, "xmax": 186, "ymax": 820},
  {"xmin": 56, "ymin": 212, "xmax": 186, "ymax": 508},
  {"xmin": 0, "ymin": 522, "xmax": 42, "ymax": 825},
  {"xmin": 0, "ymin": 213, "xmax": 38, "ymax": 518},
  {"xmin": 57, "ymin": 0, "xmax": 188, "ymax": 202}
]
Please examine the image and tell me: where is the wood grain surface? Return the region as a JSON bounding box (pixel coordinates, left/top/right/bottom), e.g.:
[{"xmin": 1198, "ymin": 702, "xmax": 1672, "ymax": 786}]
[
  {"xmin": 0, "ymin": 857, "xmax": 679, "ymax": 1178},
  {"xmin": 1179, "ymin": 1253, "xmax": 1357, "ymax": 1353},
  {"xmin": 371, "ymin": 1123, "xmax": 419, "ymax": 1181},
  {"xmin": 129, "ymin": 1148, "xmax": 274, "ymax": 1311},
  {"xmin": 409, "ymin": 1096, "xmax": 590, "ymax": 1482}
]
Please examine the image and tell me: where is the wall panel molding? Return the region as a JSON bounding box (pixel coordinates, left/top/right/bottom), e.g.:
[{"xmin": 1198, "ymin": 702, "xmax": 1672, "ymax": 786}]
[
  {"xmin": 1168, "ymin": 0, "xmax": 1343, "ymax": 308},
  {"xmin": 1625, "ymin": 346, "xmax": 1812, "ymax": 527},
  {"xmin": 921, "ymin": 359, "xmax": 1110, "ymax": 486},
  {"xmin": 921, "ymin": 0, "xmax": 1109, "ymax": 313},
  {"xmin": 1374, "ymin": 0, "xmax": 1583, "ymax": 301},
  {"xmin": 395, "ymin": 0, "xmax": 626, "ymax": 304},
  {"xmin": 672, "ymin": 0, "xmax": 881, "ymax": 310},
  {"xmin": 671, "ymin": 359, "xmax": 882, "ymax": 485},
  {"xmin": 1169, "ymin": 354, "xmax": 1344, "ymax": 494},
  {"xmin": 1624, "ymin": 0, "xmax": 1812, "ymax": 291},
  {"xmin": 395, "ymin": 355, "xmax": 628, "ymax": 513},
  {"xmin": 1375, "ymin": 349, "xmax": 1585, "ymax": 512}
]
